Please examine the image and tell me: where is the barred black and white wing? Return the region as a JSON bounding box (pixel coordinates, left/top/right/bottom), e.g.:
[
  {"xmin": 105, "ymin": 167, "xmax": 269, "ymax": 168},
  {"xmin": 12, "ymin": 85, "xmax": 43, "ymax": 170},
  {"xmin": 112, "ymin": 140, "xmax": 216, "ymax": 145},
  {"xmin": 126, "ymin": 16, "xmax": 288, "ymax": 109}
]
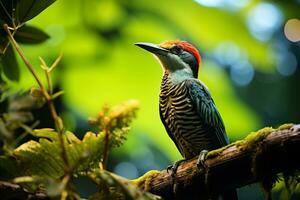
[{"xmin": 186, "ymin": 79, "xmax": 229, "ymax": 147}]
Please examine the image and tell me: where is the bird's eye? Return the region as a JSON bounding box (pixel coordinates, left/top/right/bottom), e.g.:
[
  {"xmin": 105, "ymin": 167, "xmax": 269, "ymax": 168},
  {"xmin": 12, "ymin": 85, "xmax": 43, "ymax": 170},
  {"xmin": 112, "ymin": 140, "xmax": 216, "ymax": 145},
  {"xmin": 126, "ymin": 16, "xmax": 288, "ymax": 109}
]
[{"xmin": 170, "ymin": 45, "xmax": 182, "ymax": 55}]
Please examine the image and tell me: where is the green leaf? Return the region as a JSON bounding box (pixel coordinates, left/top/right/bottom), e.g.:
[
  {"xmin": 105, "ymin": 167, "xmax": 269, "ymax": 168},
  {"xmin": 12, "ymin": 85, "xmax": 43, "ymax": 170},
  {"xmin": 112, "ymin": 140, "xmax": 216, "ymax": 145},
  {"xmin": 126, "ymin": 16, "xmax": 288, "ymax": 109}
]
[
  {"xmin": 72, "ymin": 131, "xmax": 105, "ymax": 173},
  {"xmin": 0, "ymin": 0, "xmax": 56, "ymax": 25},
  {"xmin": 90, "ymin": 100, "xmax": 139, "ymax": 148},
  {"xmin": 0, "ymin": 0, "xmax": 18, "ymax": 25},
  {"xmin": 33, "ymin": 128, "xmax": 59, "ymax": 141},
  {"xmin": 17, "ymin": 0, "xmax": 57, "ymax": 23},
  {"xmin": 0, "ymin": 45, "xmax": 20, "ymax": 81},
  {"xmin": 14, "ymin": 140, "xmax": 63, "ymax": 178},
  {"xmin": 89, "ymin": 171, "xmax": 162, "ymax": 200},
  {"xmin": 15, "ymin": 25, "xmax": 50, "ymax": 44},
  {"xmin": 7, "ymin": 127, "xmax": 137, "ymax": 192},
  {"xmin": 1, "ymin": 101, "xmax": 139, "ymax": 193},
  {"xmin": 12, "ymin": 129, "xmax": 106, "ymax": 181}
]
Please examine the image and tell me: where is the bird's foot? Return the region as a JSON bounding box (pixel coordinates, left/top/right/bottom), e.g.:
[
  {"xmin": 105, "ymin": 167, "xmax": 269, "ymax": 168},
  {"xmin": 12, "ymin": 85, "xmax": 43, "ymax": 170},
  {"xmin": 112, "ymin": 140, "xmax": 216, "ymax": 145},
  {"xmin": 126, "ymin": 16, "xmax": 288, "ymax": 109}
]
[
  {"xmin": 167, "ymin": 159, "xmax": 186, "ymax": 195},
  {"xmin": 167, "ymin": 159, "xmax": 186, "ymax": 178},
  {"xmin": 196, "ymin": 150, "xmax": 208, "ymax": 170}
]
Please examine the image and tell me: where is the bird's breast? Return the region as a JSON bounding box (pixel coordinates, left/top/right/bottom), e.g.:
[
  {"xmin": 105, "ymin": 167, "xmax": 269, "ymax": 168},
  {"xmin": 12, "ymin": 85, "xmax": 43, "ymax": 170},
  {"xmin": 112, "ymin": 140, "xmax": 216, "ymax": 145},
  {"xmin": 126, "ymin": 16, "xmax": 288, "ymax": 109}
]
[
  {"xmin": 159, "ymin": 82, "xmax": 192, "ymax": 118},
  {"xmin": 159, "ymin": 81, "xmax": 212, "ymax": 158}
]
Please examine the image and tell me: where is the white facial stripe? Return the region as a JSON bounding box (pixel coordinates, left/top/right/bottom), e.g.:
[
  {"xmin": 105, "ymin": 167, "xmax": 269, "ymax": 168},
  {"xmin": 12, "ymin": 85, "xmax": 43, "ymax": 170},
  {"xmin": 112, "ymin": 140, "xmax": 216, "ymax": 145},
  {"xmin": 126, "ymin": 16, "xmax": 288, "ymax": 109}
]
[
  {"xmin": 155, "ymin": 53, "xmax": 194, "ymax": 84},
  {"xmin": 158, "ymin": 53, "xmax": 188, "ymax": 71}
]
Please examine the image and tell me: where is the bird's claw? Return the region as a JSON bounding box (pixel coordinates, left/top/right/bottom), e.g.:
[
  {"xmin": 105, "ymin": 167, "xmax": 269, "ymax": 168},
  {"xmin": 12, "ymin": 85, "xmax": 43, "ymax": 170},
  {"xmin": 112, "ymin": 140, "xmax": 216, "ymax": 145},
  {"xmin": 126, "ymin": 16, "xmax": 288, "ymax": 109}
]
[
  {"xmin": 167, "ymin": 160, "xmax": 182, "ymax": 178},
  {"xmin": 166, "ymin": 165, "xmax": 175, "ymax": 177},
  {"xmin": 197, "ymin": 150, "xmax": 208, "ymax": 169},
  {"xmin": 167, "ymin": 160, "xmax": 186, "ymax": 195},
  {"xmin": 166, "ymin": 164, "xmax": 173, "ymax": 173}
]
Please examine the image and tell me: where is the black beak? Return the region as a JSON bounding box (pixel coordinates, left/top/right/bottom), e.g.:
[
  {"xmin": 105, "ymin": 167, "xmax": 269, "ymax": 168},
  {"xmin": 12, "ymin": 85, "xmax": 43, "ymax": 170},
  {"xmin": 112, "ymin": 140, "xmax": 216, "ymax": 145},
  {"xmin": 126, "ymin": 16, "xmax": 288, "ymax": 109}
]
[{"xmin": 135, "ymin": 42, "xmax": 169, "ymax": 56}]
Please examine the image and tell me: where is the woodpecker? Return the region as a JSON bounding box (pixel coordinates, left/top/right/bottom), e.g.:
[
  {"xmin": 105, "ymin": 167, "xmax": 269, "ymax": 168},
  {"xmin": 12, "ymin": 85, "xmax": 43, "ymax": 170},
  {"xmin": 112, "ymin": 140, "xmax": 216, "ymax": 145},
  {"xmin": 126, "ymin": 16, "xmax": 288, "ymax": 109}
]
[{"xmin": 136, "ymin": 40, "xmax": 237, "ymax": 200}]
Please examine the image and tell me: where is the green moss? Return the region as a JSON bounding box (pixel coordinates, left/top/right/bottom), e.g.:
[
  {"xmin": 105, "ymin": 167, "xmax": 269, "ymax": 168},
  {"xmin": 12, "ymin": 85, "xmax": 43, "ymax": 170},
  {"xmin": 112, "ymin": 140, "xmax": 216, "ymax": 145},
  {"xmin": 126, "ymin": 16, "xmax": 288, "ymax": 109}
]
[
  {"xmin": 207, "ymin": 146, "xmax": 227, "ymax": 159},
  {"xmin": 208, "ymin": 125, "xmax": 283, "ymax": 159},
  {"xmin": 206, "ymin": 124, "xmax": 292, "ymax": 198},
  {"xmin": 236, "ymin": 127, "xmax": 275, "ymax": 151},
  {"xmin": 237, "ymin": 124, "xmax": 294, "ymax": 152},
  {"xmin": 208, "ymin": 123, "xmax": 293, "ymax": 159},
  {"xmin": 130, "ymin": 170, "xmax": 160, "ymax": 191},
  {"xmin": 283, "ymin": 172, "xmax": 300, "ymax": 198},
  {"xmin": 244, "ymin": 123, "xmax": 295, "ymax": 199},
  {"xmin": 277, "ymin": 123, "xmax": 294, "ymax": 130},
  {"xmin": 207, "ymin": 143, "xmax": 236, "ymax": 159}
]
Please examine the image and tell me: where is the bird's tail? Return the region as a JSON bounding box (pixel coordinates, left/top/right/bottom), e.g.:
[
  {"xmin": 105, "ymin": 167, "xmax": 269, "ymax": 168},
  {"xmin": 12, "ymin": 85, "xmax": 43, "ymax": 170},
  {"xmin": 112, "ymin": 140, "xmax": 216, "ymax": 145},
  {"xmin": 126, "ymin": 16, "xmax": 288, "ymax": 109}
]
[{"xmin": 221, "ymin": 189, "xmax": 238, "ymax": 200}]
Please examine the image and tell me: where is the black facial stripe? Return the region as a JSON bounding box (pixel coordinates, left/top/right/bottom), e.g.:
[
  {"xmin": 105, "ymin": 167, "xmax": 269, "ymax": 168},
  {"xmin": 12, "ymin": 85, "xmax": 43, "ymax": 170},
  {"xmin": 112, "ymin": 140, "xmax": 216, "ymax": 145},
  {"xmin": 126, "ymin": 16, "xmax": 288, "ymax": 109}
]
[
  {"xmin": 170, "ymin": 45, "xmax": 182, "ymax": 55},
  {"xmin": 180, "ymin": 51, "xmax": 199, "ymax": 78}
]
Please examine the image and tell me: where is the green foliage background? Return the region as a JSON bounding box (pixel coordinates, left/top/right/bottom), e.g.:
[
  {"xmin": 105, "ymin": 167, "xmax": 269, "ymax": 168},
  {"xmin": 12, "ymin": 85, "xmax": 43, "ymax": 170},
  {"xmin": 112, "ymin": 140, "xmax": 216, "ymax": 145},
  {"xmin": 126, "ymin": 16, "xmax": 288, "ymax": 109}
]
[
  {"xmin": 10, "ymin": 0, "xmax": 260, "ymax": 158},
  {"xmin": 12, "ymin": 0, "xmax": 298, "ymax": 158}
]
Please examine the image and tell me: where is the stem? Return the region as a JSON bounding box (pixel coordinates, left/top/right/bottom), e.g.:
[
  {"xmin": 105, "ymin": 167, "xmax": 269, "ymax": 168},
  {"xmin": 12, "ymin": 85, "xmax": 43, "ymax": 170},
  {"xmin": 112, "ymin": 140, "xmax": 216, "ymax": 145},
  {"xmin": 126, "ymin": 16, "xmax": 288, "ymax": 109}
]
[
  {"xmin": 102, "ymin": 128, "xmax": 110, "ymax": 170},
  {"xmin": 14, "ymin": 121, "xmax": 40, "ymax": 147},
  {"xmin": 4, "ymin": 24, "xmax": 46, "ymax": 93},
  {"xmin": 39, "ymin": 57, "xmax": 53, "ymax": 95},
  {"xmin": 47, "ymin": 71, "xmax": 53, "ymax": 95},
  {"xmin": 3, "ymin": 24, "xmax": 70, "ymax": 170}
]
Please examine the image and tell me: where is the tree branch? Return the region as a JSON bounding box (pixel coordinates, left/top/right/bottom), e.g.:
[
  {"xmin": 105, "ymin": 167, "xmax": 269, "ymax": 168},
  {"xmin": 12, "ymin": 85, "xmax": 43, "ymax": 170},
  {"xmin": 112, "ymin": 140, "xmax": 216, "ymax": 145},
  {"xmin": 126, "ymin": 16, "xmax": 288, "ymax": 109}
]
[
  {"xmin": 134, "ymin": 124, "xmax": 300, "ymax": 200},
  {"xmin": 0, "ymin": 181, "xmax": 48, "ymax": 200}
]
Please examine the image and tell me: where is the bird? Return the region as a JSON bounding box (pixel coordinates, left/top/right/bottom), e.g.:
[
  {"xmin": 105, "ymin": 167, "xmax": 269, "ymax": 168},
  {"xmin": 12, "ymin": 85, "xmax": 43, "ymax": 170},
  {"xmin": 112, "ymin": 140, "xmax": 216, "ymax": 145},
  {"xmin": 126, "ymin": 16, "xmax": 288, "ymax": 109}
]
[{"xmin": 135, "ymin": 40, "xmax": 238, "ymax": 200}]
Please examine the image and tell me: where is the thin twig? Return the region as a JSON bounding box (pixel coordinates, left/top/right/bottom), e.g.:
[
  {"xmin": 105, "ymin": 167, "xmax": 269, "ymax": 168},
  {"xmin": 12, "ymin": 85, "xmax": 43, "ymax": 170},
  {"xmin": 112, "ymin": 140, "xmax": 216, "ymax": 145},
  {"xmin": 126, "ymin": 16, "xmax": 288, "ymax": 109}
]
[
  {"xmin": 101, "ymin": 127, "xmax": 110, "ymax": 170},
  {"xmin": 13, "ymin": 121, "xmax": 40, "ymax": 147},
  {"xmin": 49, "ymin": 53, "xmax": 63, "ymax": 72},
  {"xmin": 39, "ymin": 56, "xmax": 53, "ymax": 95},
  {"xmin": 3, "ymin": 24, "xmax": 70, "ymax": 171},
  {"xmin": 3, "ymin": 24, "xmax": 47, "ymax": 95}
]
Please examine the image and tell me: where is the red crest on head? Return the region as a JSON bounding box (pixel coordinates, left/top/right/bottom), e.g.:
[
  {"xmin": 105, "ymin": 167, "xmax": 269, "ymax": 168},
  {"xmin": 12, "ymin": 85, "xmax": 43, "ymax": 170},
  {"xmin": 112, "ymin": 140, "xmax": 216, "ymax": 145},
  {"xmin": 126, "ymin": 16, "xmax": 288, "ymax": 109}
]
[{"xmin": 160, "ymin": 40, "xmax": 201, "ymax": 64}]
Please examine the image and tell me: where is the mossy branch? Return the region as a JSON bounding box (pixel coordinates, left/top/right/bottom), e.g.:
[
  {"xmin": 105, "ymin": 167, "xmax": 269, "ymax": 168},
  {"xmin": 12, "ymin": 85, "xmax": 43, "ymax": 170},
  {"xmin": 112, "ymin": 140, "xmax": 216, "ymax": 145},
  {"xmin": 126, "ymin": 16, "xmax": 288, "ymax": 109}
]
[{"xmin": 132, "ymin": 124, "xmax": 300, "ymax": 200}]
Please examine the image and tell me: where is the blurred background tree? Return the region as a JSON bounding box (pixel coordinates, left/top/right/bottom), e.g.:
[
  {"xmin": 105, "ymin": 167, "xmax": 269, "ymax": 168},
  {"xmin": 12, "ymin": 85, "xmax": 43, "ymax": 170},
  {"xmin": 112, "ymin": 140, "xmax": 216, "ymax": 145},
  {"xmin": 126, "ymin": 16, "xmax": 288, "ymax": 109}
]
[{"xmin": 1, "ymin": 0, "xmax": 299, "ymax": 199}]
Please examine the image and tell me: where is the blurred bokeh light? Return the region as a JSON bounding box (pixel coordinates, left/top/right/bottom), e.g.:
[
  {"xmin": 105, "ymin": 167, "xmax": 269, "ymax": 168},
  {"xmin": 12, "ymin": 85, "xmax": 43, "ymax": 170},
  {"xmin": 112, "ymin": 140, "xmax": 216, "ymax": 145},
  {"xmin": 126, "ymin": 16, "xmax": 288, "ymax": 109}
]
[
  {"xmin": 247, "ymin": 3, "xmax": 283, "ymax": 41},
  {"xmin": 284, "ymin": 18, "xmax": 300, "ymax": 42}
]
